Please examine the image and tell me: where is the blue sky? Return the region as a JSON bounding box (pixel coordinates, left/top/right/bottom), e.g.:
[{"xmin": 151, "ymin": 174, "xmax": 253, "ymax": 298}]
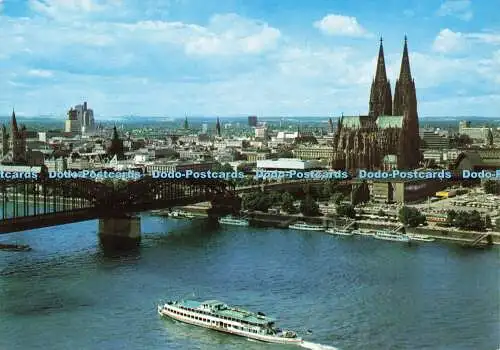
[{"xmin": 0, "ymin": 0, "xmax": 499, "ymax": 118}]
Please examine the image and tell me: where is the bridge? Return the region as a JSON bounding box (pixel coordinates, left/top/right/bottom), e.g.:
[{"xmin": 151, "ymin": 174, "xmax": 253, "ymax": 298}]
[
  {"xmin": 235, "ymin": 179, "xmax": 353, "ymax": 194},
  {"xmin": 0, "ymin": 176, "xmax": 239, "ymax": 240}
]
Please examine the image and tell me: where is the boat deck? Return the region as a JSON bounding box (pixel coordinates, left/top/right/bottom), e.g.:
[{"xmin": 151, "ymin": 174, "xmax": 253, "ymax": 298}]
[{"xmin": 176, "ymin": 300, "xmax": 276, "ymax": 326}]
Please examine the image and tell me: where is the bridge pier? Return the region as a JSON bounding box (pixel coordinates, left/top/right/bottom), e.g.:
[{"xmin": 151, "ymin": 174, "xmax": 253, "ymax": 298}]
[{"xmin": 98, "ymin": 215, "xmax": 141, "ymax": 250}]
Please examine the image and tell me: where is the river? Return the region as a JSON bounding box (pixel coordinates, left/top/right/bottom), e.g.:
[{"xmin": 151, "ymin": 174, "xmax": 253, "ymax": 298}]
[{"xmin": 0, "ymin": 214, "xmax": 498, "ymax": 350}]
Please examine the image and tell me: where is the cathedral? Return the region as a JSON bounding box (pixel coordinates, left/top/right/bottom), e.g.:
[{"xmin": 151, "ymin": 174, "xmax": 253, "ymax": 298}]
[
  {"xmin": 1, "ymin": 109, "xmax": 28, "ymax": 165},
  {"xmin": 331, "ymin": 36, "xmax": 420, "ymax": 171}
]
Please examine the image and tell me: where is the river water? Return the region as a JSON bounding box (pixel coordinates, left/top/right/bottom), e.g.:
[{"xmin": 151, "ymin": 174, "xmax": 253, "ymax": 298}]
[{"xmin": 0, "ymin": 214, "xmax": 498, "ymax": 350}]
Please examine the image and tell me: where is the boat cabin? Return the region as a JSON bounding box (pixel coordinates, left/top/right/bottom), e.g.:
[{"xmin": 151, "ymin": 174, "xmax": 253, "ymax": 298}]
[{"xmin": 201, "ymin": 300, "xmax": 227, "ymax": 312}]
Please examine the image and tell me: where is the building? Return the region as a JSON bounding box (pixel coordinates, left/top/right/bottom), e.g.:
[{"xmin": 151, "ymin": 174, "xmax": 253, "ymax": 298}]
[
  {"xmin": 453, "ymin": 149, "xmax": 500, "ymax": 171},
  {"xmin": 1, "ymin": 110, "xmax": 28, "ymax": 164},
  {"xmin": 459, "ymin": 121, "xmax": 489, "ymax": 141},
  {"xmin": 145, "ymin": 160, "xmax": 215, "ymax": 175},
  {"xmin": 248, "ymin": 116, "xmax": 258, "ymax": 127},
  {"xmin": 294, "ymin": 145, "xmax": 335, "ymax": 160},
  {"xmin": 64, "ymin": 108, "xmax": 81, "ymax": 133},
  {"xmin": 107, "ymin": 126, "xmax": 125, "ymax": 160},
  {"xmin": 254, "ymin": 126, "xmax": 268, "ymax": 139},
  {"xmin": 73, "ymin": 101, "xmax": 95, "ymax": 134},
  {"xmin": 420, "ymin": 128, "xmax": 450, "ymax": 149},
  {"xmin": 256, "ymin": 158, "xmax": 323, "ymax": 170},
  {"xmin": 367, "ymin": 179, "xmax": 448, "ymax": 204},
  {"xmin": 331, "ymin": 37, "xmax": 420, "ymax": 171}
]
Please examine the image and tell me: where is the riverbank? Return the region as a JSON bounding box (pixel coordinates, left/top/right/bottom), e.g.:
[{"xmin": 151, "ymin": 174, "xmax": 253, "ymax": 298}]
[{"xmin": 168, "ymin": 205, "xmax": 500, "ymax": 246}]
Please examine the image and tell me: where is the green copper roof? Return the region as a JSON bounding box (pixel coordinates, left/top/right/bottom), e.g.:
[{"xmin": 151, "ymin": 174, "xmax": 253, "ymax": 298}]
[
  {"xmin": 376, "ymin": 115, "xmax": 403, "ymax": 129},
  {"xmin": 216, "ymin": 307, "xmax": 276, "ymax": 325},
  {"xmin": 341, "ymin": 116, "xmax": 373, "ymax": 128}
]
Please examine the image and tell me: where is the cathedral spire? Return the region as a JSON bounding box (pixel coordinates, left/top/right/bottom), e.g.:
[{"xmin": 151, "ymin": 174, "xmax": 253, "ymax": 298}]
[
  {"xmin": 11, "ymin": 108, "xmax": 18, "ymax": 133},
  {"xmin": 215, "ymin": 117, "xmax": 221, "ymax": 136},
  {"xmin": 374, "ymin": 37, "xmax": 388, "ymax": 83},
  {"xmin": 398, "ymin": 35, "xmax": 412, "ymax": 82},
  {"xmin": 369, "ymin": 37, "xmax": 392, "ymax": 117}
]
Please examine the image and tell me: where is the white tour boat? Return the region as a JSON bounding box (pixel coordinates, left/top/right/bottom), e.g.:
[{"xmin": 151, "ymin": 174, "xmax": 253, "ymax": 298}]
[
  {"xmin": 352, "ymin": 229, "xmax": 374, "ymax": 237},
  {"xmin": 157, "ymin": 299, "xmax": 303, "ymax": 345},
  {"xmin": 407, "ymin": 233, "xmax": 435, "ymax": 242},
  {"xmin": 288, "ymin": 222, "xmax": 324, "ymax": 231},
  {"xmin": 373, "ymin": 230, "xmax": 411, "ymax": 242},
  {"xmin": 218, "ymin": 216, "xmax": 250, "ymax": 226},
  {"xmin": 169, "ymin": 210, "xmax": 196, "ymax": 219},
  {"xmin": 325, "ymin": 227, "xmax": 354, "ymax": 236}
]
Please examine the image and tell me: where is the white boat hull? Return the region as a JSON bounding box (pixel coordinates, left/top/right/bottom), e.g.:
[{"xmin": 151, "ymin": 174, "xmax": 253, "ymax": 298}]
[
  {"xmin": 157, "ymin": 305, "xmax": 303, "ymax": 345},
  {"xmin": 289, "ymin": 226, "xmax": 324, "ymax": 231},
  {"xmin": 374, "ymin": 234, "xmax": 410, "ymax": 242},
  {"xmin": 218, "ymin": 221, "xmax": 249, "ymax": 226},
  {"xmin": 407, "ymin": 234, "xmax": 435, "ymax": 242},
  {"xmin": 325, "ymin": 229, "xmax": 353, "ymax": 236}
]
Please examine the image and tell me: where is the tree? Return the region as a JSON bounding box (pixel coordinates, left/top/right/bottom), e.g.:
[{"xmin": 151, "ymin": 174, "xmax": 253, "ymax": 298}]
[
  {"xmin": 454, "ymin": 210, "xmax": 485, "ymax": 231},
  {"xmin": 398, "ymin": 206, "xmax": 426, "ymax": 227},
  {"xmin": 446, "ymin": 209, "xmax": 457, "ymax": 226},
  {"xmin": 212, "ymin": 162, "xmax": 234, "ymax": 173},
  {"xmin": 351, "ymin": 182, "xmax": 370, "ymax": 205},
  {"xmin": 336, "ymin": 203, "xmax": 356, "ymax": 218},
  {"xmin": 299, "ymin": 195, "xmax": 320, "ymax": 216},
  {"xmin": 281, "ymin": 192, "xmax": 297, "ymax": 213},
  {"xmin": 331, "ymin": 192, "xmax": 344, "ymax": 205},
  {"xmin": 485, "ymin": 215, "xmax": 492, "ymax": 228},
  {"xmin": 483, "ymin": 180, "xmax": 500, "ymax": 194},
  {"xmin": 268, "ymin": 191, "xmax": 283, "ymax": 206}
]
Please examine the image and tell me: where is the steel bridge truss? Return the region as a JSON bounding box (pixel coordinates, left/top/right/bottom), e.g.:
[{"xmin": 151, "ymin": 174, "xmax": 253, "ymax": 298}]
[{"xmin": 0, "ymin": 177, "xmax": 235, "ymax": 220}]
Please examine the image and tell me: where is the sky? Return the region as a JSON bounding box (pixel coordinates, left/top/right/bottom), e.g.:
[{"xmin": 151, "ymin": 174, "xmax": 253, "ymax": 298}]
[{"xmin": 0, "ymin": 0, "xmax": 499, "ymax": 118}]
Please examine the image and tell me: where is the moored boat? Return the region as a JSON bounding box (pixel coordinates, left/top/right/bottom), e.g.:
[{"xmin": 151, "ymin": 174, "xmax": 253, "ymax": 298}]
[
  {"xmin": 157, "ymin": 299, "xmax": 303, "ymax": 345},
  {"xmin": 325, "ymin": 228, "xmax": 353, "ymax": 236},
  {"xmin": 288, "ymin": 222, "xmax": 324, "ymax": 231},
  {"xmin": 373, "ymin": 230, "xmax": 411, "ymax": 242},
  {"xmin": 169, "ymin": 210, "xmax": 196, "ymax": 219},
  {"xmin": 218, "ymin": 216, "xmax": 250, "ymax": 226},
  {"xmin": 352, "ymin": 229, "xmax": 374, "ymax": 237},
  {"xmin": 407, "ymin": 233, "xmax": 435, "ymax": 242}
]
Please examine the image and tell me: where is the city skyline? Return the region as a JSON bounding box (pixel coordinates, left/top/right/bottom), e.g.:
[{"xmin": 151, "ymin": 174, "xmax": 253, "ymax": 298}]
[{"xmin": 0, "ymin": 0, "xmax": 499, "ymax": 117}]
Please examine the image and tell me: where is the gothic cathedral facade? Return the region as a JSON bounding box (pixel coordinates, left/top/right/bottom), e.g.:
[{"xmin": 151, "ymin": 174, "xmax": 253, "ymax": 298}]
[{"xmin": 331, "ymin": 37, "xmax": 420, "ymax": 171}]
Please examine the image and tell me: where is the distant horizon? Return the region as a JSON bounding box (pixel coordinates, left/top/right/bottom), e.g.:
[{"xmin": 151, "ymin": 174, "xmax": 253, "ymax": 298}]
[{"xmin": 0, "ymin": 114, "xmax": 499, "ymax": 121}]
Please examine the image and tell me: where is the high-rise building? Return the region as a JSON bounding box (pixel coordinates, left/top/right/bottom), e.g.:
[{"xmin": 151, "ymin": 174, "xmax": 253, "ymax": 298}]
[
  {"xmin": 73, "ymin": 101, "xmax": 95, "ymax": 134},
  {"xmin": 65, "ymin": 108, "xmax": 81, "ymax": 133},
  {"xmin": 331, "ymin": 36, "xmax": 420, "ymax": 171},
  {"xmin": 248, "ymin": 116, "xmax": 258, "ymax": 127}
]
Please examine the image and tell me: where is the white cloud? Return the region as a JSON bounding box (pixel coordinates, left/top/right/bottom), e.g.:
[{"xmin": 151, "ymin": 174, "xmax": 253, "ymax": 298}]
[
  {"xmin": 28, "ymin": 69, "xmax": 54, "ymax": 78},
  {"xmin": 115, "ymin": 14, "xmax": 281, "ymax": 56},
  {"xmin": 436, "ymin": 0, "xmax": 473, "ymax": 21},
  {"xmin": 433, "ymin": 28, "xmax": 500, "ymax": 53},
  {"xmin": 433, "ymin": 28, "xmax": 465, "ymax": 53},
  {"xmin": 29, "ymin": 0, "xmax": 122, "ymax": 20},
  {"xmin": 314, "ymin": 14, "xmax": 370, "ymax": 37}
]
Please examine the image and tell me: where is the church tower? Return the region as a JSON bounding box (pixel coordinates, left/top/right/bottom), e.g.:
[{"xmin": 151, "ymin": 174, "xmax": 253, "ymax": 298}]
[
  {"xmin": 10, "ymin": 109, "xmax": 27, "ymax": 164},
  {"xmin": 394, "ymin": 36, "xmax": 420, "ymax": 169},
  {"xmin": 215, "ymin": 117, "xmax": 221, "ymax": 137},
  {"xmin": 1, "ymin": 124, "xmax": 8, "ymax": 156},
  {"xmin": 369, "ymin": 38, "xmax": 392, "ymax": 118}
]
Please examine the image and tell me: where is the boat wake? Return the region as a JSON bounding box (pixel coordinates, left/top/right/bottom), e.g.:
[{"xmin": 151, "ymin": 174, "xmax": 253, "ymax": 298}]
[{"xmin": 300, "ymin": 341, "xmax": 340, "ymax": 350}]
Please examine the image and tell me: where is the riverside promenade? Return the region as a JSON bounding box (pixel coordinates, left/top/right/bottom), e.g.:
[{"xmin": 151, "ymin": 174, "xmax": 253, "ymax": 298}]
[{"xmin": 158, "ymin": 203, "xmax": 500, "ymax": 246}]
